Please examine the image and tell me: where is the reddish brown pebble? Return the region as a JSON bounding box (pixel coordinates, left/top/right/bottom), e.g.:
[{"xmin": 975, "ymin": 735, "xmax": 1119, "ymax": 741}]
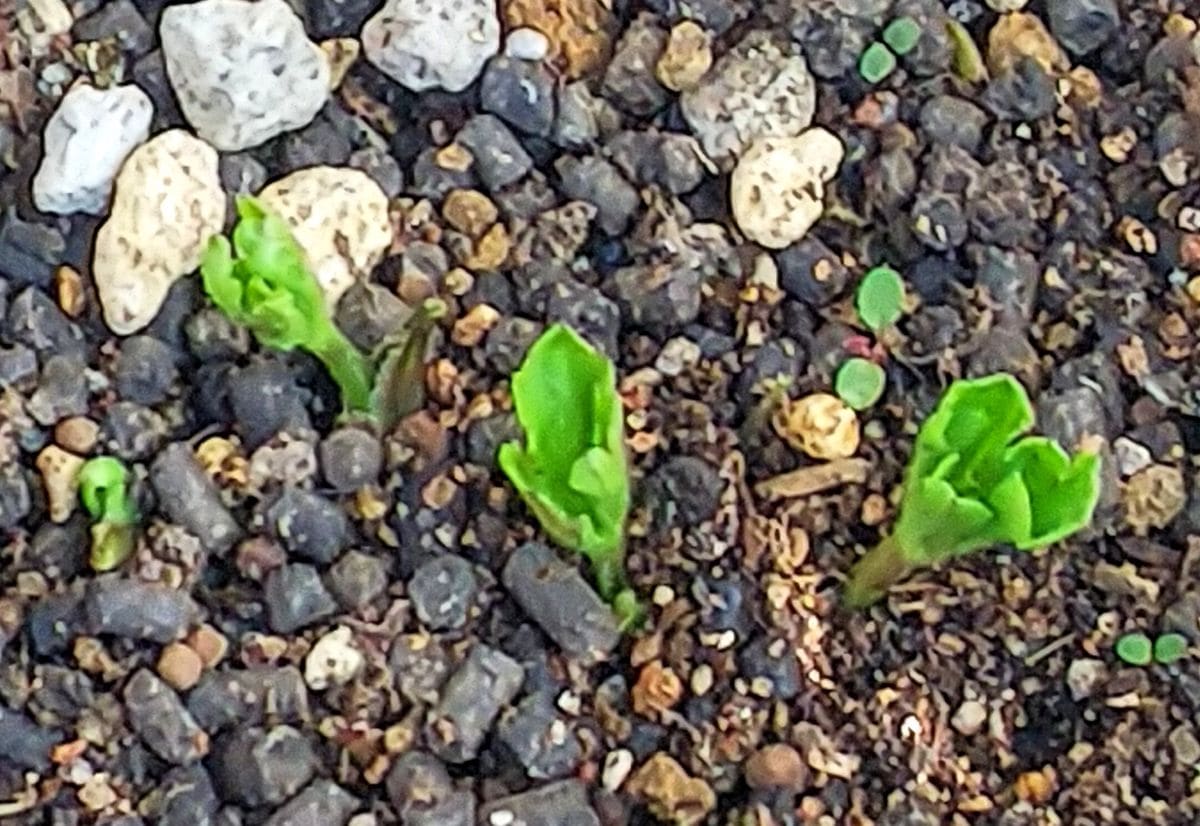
[
  {"xmin": 54, "ymin": 417, "xmax": 100, "ymax": 454},
  {"xmin": 157, "ymin": 642, "xmax": 203, "ymax": 691},
  {"xmin": 186, "ymin": 623, "xmax": 229, "ymax": 668},
  {"xmin": 745, "ymin": 743, "xmax": 808, "ymax": 791}
]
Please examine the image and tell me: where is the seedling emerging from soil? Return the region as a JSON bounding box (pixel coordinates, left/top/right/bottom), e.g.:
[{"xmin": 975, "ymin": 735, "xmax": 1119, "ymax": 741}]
[
  {"xmin": 883, "ymin": 17, "xmax": 921, "ymax": 56},
  {"xmin": 1154, "ymin": 633, "xmax": 1189, "ymax": 665},
  {"xmin": 498, "ymin": 324, "xmax": 639, "ymax": 627},
  {"xmin": 856, "ymin": 264, "xmax": 905, "ymax": 332},
  {"xmin": 836, "ymin": 357, "xmax": 886, "ymax": 411},
  {"xmin": 843, "ymin": 373, "xmax": 1101, "ymax": 607},
  {"xmin": 1115, "ymin": 633, "xmax": 1153, "ymax": 666},
  {"xmin": 201, "ymin": 196, "xmax": 375, "ymax": 414},
  {"xmin": 78, "ymin": 457, "xmax": 138, "ymax": 571}
]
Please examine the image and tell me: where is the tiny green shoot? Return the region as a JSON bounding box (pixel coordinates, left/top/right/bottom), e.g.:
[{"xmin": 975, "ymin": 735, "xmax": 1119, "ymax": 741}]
[
  {"xmin": 856, "ymin": 265, "xmax": 905, "ymax": 331},
  {"xmin": 859, "ymin": 42, "xmax": 897, "ymax": 84},
  {"xmin": 883, "ymin": 17, "xmax": 921, "ymax": 56},
  {"xmin": 498, "ymin": 324, "xmax": 638, "ymax": 628},
  {"xmin": 77, "ymin": 457, "xmax": 138, "ymax": 571},
  {"xmin": 843, "ymin": 374, "xmax": 1101, "ymax": 607},
  {"xmin": 1115, "ymin": 633, "xmax": 1153, "ymax": 666},
  {"xmin": 201, "ymin": 196, "xmax": 375, "ymax": 414},
  {"xmin": 835, "ymin": 358, "xmax": 887, "ymax": 410},
  {"xmin": 1153, "ymin": 633, "xmax": 1189, "ymax": 665}
]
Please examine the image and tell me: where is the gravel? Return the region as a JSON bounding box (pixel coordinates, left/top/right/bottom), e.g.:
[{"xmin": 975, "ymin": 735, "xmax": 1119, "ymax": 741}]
[
  {"xmin": 211, "ymin": 725, "xmax": 317, "ymax": 806},
  {"xmin": 150, "ymin": 442, "xmax": 242, "ymax": 554},
  {"xmin": 264, "ymin": 563, "xmax": 339, "ymax": 634},
  {"xmin": 426, "ymin": 644, "xmax": 524, "ymax": 763},
  {"xmin": 123, "ymin": 669, "xmax": 208, "ymax": 764}
]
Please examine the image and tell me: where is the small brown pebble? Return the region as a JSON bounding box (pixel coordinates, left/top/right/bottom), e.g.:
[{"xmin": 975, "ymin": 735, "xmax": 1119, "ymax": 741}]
[
  {"xmin": 631, "ymin": 660, "xmax": 683, "ymax": 718},
  {"xmin": 55, "ymin": 265, "xmax": 86, "ymax": 318},
  {"xmin": 157, "ymin": 642, "xmax": 204, "ymax": 691},
  {"xmin": 744, "ymin": 743, "xmax": 808, "ymax": 791},
  {"xmin": 235, "ymin": 536, "xmax": 287, "ymax": 581},
  {"xmin": 186, "ymin": 623, "xmax": 229, "ymax": 668},
  {"xmin": 656, "ymin": 20, "xmax": 712, "ymax": 92},
  {"xmin": 442, "ymin": 189, "xmax": 499, "ymax": 238},
  {"xmin": 626, "ymin": 752, "xmax": 716, "ymax": 826},
  {"xmin": 986, "ymin": 12, "xmax": 1067, "ymax": 75},
  {"xmin": 775, "ymin": 394, "xmax": 860, "ymax": 460},
  {"xmin": 463, "ymin": 222, "xmax": 510, "ymax": 271},
  {"xmin": 54, "ymin": 416, "xmax": 100, "ymax": 454},
  {"xmin": 1014, "ymin": 767, "xmax": 1056, "ymax": 805},
  {"xmin": 451, "ymin": 303, "xmax": 501, "ymax": 347}
]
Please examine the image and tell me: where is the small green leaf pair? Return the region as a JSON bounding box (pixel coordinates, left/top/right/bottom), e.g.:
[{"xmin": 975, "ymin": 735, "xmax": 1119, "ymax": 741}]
[
  {"xmin": 78, "ymin": 457, "xmax": 138, "ymax": 571},
  {"xmin": 201, "ymin": 197, "xmax": 438, "ymax": 429},
  {"xmin": 844, "ymin": 374, "xmax": 1101, "ymax": 607},
  {"xmin": 835, "ymin": 264, "xmax": 905, "ymax": 411},
  {"xmin": 1115, "ymin": 632, "xmax": 1189, "ymax": 666},
  {"xmin": 498, "ymin": 325, "xmax": 638, "ymax": 628}
]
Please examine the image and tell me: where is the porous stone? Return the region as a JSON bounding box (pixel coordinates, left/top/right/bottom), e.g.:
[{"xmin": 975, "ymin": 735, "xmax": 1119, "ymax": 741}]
[{"xmin": 362, "ymin": 0, "xmax": 500, "ymax": 93}]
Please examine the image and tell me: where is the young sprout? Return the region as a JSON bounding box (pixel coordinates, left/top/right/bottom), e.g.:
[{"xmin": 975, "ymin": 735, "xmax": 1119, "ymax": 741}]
[
  {"xmin": 856, "ymin": 264, "xmax": 905, "ymax": 331},
  {"xmin": 859, "ymin": 42, "xmax": 897, "ymax": 84},
  {"xmin": 498, "ymin": 324, "xmax": 639, "ymax": 629},
  {"xmin": 1115, "ymin": 632, "xmax": 1153, "ymax": 666},
  {"xmin": 843, "ymin": 374, "xmax": 1101, "ymax": 607},
  {"xmin": 835, "ymin": 357, "xmax": 887, "ymax": 411},
  {"xmin": 883, "ymin": 17, "xmax": 921, "ymax": 56},
  {"xmin": 1154, "ymin": 633, "xmax": 1189, "ymax": 665},
  {"xmin": 201, "ymin": 196, "xmax": 375, "ymax": 414},
  {"xmin": 77, "ymin": 457, "xmax": 138, "ymax": 571}
]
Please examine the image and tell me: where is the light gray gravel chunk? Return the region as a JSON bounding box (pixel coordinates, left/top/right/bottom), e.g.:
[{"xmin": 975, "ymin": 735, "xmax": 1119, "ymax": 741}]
[
  {"xmin": 85, "ymin": 576, "xmax": 199, "ymax": 643},
  {"xmin": 362, "ymin": 0, "xmax": 500, "ymax": 93},
  {"xmin": 151, "ymin": 442, "xmax": 242, "ymax": 554},
  {"xmin": 124, "ymin": 669, "xmax": 207, "ymax": 765},
  {"xmin": 502, "ymin": 543, "xmax": 620, "ymax": 663},
  {"xmin": 426, "ymin": 644, "xmax": 523, "ymax": 763},
  {"xmin": 263, "ymin": 780, "xmax": 358, "ymax": 826},
  {"xmin": 479, "ymin": 780, "xmax": 599, "ymax": 826},
  {"xmin": 265, "ymin": 564, "xmax": 338, "ymax": 634}
]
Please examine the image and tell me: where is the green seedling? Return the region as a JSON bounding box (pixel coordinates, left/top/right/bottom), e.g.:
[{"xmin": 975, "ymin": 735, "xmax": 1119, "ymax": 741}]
[
  {"xmin": 856, "ymin": 264, "xmax": 905, "ymax": 331},
  {"xmin": 1154, "ymin": 633, "xmax": 1189, "ymax": 665},
  {"xmin": 836, "ymin": 357, "xmax": 887, "ymax": 411},
  {"xmin": 77, "ymin": 457, "xmax": 138, "ymax": 571},
  {"xmin": 859, "ymin": 42, "xmax": 897, "ymax": 83},
  {"xmin": 1115, "ymin": 632, "xmax": 1153, "ymax": 666},
  {"xmin": 201, "ymin": 196, "xmax": 375, "ymax": 414},
  {"xmin": 883, "ymin": 17, "xmax": 921, "ymax": 56},
  {"xmin": 843, "ymin": 374, "xmax": 1101, "ymax": 607},
  {"xmin": 498, "ymin": 324, "xmax": 638, "ymax": 628}
]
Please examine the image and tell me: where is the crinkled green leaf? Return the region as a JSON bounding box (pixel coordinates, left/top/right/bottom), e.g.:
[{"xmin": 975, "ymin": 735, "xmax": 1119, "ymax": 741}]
[{"xmin": 499, "ymin": 324, "xmax": 630, "ymax": 600}]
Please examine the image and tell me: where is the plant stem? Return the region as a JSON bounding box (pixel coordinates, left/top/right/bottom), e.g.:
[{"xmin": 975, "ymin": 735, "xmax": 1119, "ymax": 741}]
[
  {"xmin": 590, "ymin": 550, "xmax": 626, "ymax": 602},
  {"xmin": 843, "ymin": 533, "xmax": 911, "ymax": 608},
  {"xmin": 309, "ymin": 325, "xmax": 375, "ymax": 414}
]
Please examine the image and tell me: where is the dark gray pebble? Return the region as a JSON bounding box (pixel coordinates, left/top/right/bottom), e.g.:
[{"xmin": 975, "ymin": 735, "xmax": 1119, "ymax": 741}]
[
  {"xmin": 115, "ymin": 335, "xmax": 178, "ymax": 405},
  {"xmin": 602, "ymin": 15, "xmax": 669, "ymax": 116},
  {"xmin": 131, "ymin": 50, "xmax": 183, "ymax": 129},
  {"xmin": 919, "ymin": 95, "xmax": 988, "ymax": 153},
  {"xmin": 142, "ymin": 764, "xmax": 220, "ymax": 826},
  {"xmin": 480, "ymin": 56, "xmax": 555, "ymax": 137},
  {"xmin": 263, "ymin": 779, "xmax": 358, "ymax": 826},
  {"xmin": 611, "ymin": 263, "xmax": 702, "ymax": 331},
  {"xmin": 266, "ymin": 487, "xmax": 351, "ymax": 564},
  {"xmin": 775, "ymin": 237, "xmax": 849, "ymax": 308},
  {"xmin": 553, "ymin": 82, "xmax": 605, "ymax": 149},
  {"xmin": 264, "ymin": 563, "xmax": 338, "ymax": 633},
  {"xmin": 0, "ymin": 464, "xmax": 31, "ymax": 531},
  {"xmin": 555, "ymin": 156, "xmax": 639, "ymax": 236},
  {"xmin": 4, "ymin": 286, "xmax": 86, "ymax": 360},
  {"xmin": 426, "ymin": 644, "xmax": 524, "ymax": 763},
  {"xmin": 608, "ymin": 130, "xmax": 706, "ymax": 195},
  {"xmin": 502, "ymin": 542, "xmax": 619, "ymax": 663},
  {"xmin": 0, "ymin": 209, "xmax": 65, "ymax": 287},
  {"xmin": 643, "ymin": 456, "xmax": 723, "ymax": 530},
  {"xmin": 455, "ymin": 113, "xmax": 533, "ymax": 191},
  {"xmin": 409, "ymin": 554, "xmax": 478, "ymax": 631},
  {"xmin": 277, "ymin": 116, "xmax": 352, "ymax": 172},
  {"xmin": 86, "ymin": 576, "xmax": 199, "ymax": 643},
  {"xmin": 544, "ymin": 279, "xmax": 620, "ymax": 360},
  {"xmin": 187, "ymin": 666, "xmax": 309, "ymax": 731},
  {"xmin": 151, "ymin": 442, "xmax": 242, "ymax": 554},
  {"xmin": 389, "ymin": 633, "xmax": 453, "ymax": 705},
  {"xmin": 227, "ymin": 360, "xmax": 312, "ymax": 447},
  {"xmin": 484, "ymin": 316, "xmax": 542, "ymax": 374},
  {"xmin": 738, "ymin": 636, "xmax": 801, "ymax": 700},
  {"xmin": 498, "ymin": 693, "xmax": 583, "ymax": 780},
  {"xmin": 28, "ymin": 354, "xmax": 88, "ymax": 426},
  {"xmin": 305, "ymin": 0, "xmax": 377, "ymax": 37},
  {"xmin": 73, "ymin": 0, "xmax": 154, "ymax": 55},
  {"xmin": 335, "ymin": 281, "xmax": 411, "ymax": 352},
  {"xmin": 211, "ymin": 725, "xmax": 316, "ymax": 807},
  {"xmin": 0, "ymin": 704, "xmax": 60, "ymax": 769},
  {"xmin": 982, "ymin": 57, "xmax": 1055, "ymax": 121},
  {"xmin": 27, "ymin": 589, "xmax": 83, "ymax": 656},
  {"xmin": 386, "ymin": 752, "xmax": 474, "ymax": 826},
  {"xmin": 1048, "ymin": 0, "xmax": 1119, "ymax": 56},
  {"xmin": 186, "ymin": 308, "xmax": 251, "ymax": 361},
  {"xmin": 319, "ymin": 427, "xmax": 383, "ymax": 492},
  {"xmin": 409, "ymin": 146, "xmax": 478, "ymax": 201},
  {"xmin": 218, "ymin": 152, "xmax": 268, "ymax": 196},
  {"xmin": 102, "ymin": 400, "xmax": 168, "ymax": 461},
  {"xmin": 123, "ymin": 669, "xmax": 207, "ymax": 765},
  {"xmin": 465, "ymin": 412, "xmax": 520, "ymax": 468},
  {"xmin": 348, "ymin": 145, "xmax": 405, "ymax": 197},
  {"xmin": 326, "ymin": 549, "xmax": 389, "ymax": 609},
  {"xmin": 480, "ymin": 780, "xmax": 599, "ymax": 826},
  {"xmin": 0, "ymin": 341, "xmax": 37, "ymax": 387}
]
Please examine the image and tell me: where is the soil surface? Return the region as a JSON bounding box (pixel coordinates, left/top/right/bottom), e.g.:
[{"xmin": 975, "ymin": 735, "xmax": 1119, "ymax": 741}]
[{"xmin": 0, "ymin": 0, "xmax": 1198, "ymax": 825}]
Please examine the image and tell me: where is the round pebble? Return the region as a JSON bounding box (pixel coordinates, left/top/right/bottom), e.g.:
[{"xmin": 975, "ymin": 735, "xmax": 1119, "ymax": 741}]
[
  {"xmin": 745, "ymin": 743, "xmax": 808, "ymax": 791},
  {"xmin": 320, "ymin": 427, "xmax": 384, "ymax": 492},
  {"xmin": 505, "ymin": 27, "xmax": 550, "ymax": 61},
  {"xmin": 157, "ymin": 641, "xmax": 204, "ymax": 691}
]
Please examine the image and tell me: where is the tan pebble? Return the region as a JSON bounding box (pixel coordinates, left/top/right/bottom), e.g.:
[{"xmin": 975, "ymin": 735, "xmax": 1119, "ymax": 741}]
[
  {"xmin": 157, "ymin": 641, "xmax": 204, "ymax": 691},
  {"xmin": 656, "ymin": 20, "xmax": 712, "ymax": 92},
  {"xmin": 54, "ymin": 416, "xmax": 99, "ymax": 454},
  {"xmin": 626, "ymin": 752, "xmax": 716, "ymax": 826},
  {"xmin": 987, "ymin": 12, "xmax": 1068, "ymax": 76},
  {"xmin": 502, "ymin": 0, "xmax": 614, "ymax": 79},
  {"xmin": 36, "ymin": 445, "xmax": 84, "ymax": 524},
  {"xmin": 451, "ymin": 303, "xmax": 501, "ymax": 347},
  {"xmin": 1014, "ymin": 767, "xmax": 1056, "ymax": 805},
  {"xmin": 776, "ymin": 393, "xmax": 860, "ymax": 460},
  {"xmin": 745, "ymin": 743, "xmax": 808, "ymax": 791},
  {"xmin": 320, "ymin": 37, "xmax": 360, "ymax": 89},
  {"xmin": 186, "ymin": 623, "xmax": 229, "ymax": 668},
  {"xmin": 1122, "ymin": 463, "xmax": 1186, "ymax": 535},
  {"xmin": 951, "ymin": 700, "xmax": 988, "ymax": 735},
  {"xmin": 464, "ymin": 222, "xmax": 511, "ymax": 270},
  {"xmin": 631, "ymin": 660, "xmax": 683, "ymax": 717},
  {"xmin": 436, "ymin": 143, "xmax": 473, "ymax": 172},
  {"xmin": 443, "ymin": 189, "xmax": 499, "ymax": 238},
  {"xmin": 55, "ymin": 265, "xmax": 85, "ymax": 318}
]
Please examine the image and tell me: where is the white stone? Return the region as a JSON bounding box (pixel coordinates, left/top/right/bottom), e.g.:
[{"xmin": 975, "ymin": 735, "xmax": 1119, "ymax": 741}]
[
  {"xmin": 304, "ymin": 626, "xmax": 364, "ymax": 690},
  {"xmin": 93, "ymin": 130, "xmax": 226, "ymax": 335},
  {"xmin": 362, "ymin": 0, "xmax": 500, "ymax": 93},
  {"xmin": 505, "ymin": 27, "xmax": 550, "ymax": 61},
  {"xmin": 33, "ymin": 84, "xmax": 153, "ymax": 215},
  {"xmin": 160, "ymin": 0, "xmax": 330, "ymax": 151},
  {"xmin": 256, "ymin": 166, "xmax": 392, "ymax": 307},
  {"xmin": 951, "ymin": 700, "xmax": 987, "ymax": 736},
  {"xmin": 730, "ymin": 127, "xmax": 844, "ymax": 250}
]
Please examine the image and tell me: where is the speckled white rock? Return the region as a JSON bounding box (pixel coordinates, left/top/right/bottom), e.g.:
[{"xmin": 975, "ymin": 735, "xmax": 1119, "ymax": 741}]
[
  {"xmin": 730, "ymin": 128, "xmax": 843, "ymax": 250},
  {"xmin": 681, "ymin": 31, "xmax": 816, "ymax": 167},
  {"xmin": 33, "ymin": 84, "xmax": 153, "ymax": 215},
  {"xmin": 160, "ymin": 0, "xmax": 330, "ymax": 151},
  {"xmin": 304, "ymin": 626, "xmax": 363, "ymax": 690},
  {"xmin": 256, "ymin": 166, "xmax": 392, "ymax": 307},
  {"xmin": 362, "ymin": 0, "xmax": 500, "ymax": 93},
  {"xmin": 93, "ymin": 130, "xmax": 225, "ymax": 335}
]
